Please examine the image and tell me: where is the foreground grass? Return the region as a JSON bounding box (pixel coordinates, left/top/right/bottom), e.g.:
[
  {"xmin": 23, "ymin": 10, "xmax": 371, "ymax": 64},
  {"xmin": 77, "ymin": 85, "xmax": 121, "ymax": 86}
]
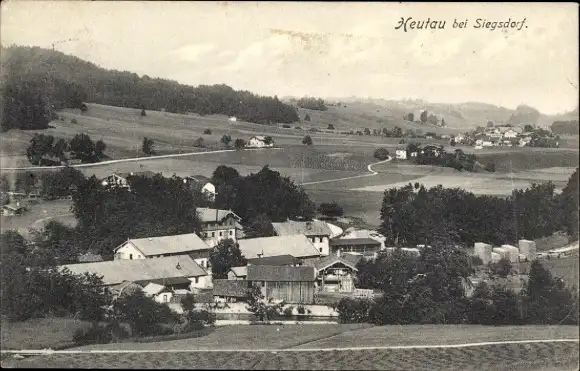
[
  {"xmin": 3, "ymin": 342, "xmax": 578, "ymax": 370},
  {"xmin": 1, "ymin": 317, "xmax": 92, "ymax": 350},
  {"xmin": 72, "ymin": 324, "xmax": 371, "ymax": 351},
  {"xmin": 292, "ymin": 325, "xmax": 580, "ymax": 349}
]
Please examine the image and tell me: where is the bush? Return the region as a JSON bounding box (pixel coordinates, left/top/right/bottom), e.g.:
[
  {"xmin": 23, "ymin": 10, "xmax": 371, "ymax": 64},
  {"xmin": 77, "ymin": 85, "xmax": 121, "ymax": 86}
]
[
  {"xmin": 282, "ymin": 306, "xmax": 294, "ymax": 317},
  {"xmin": 489, "ymin": 258, "xmax": 512, "ymax": 278},
  {"xmin": 73, "ymin": 322, "xmax": 129, "ymax": 345},
  {"xmin": 318, "ymin": 202, "xmax": 344, "ymax": 219},
  {"xmin": 194, "ymin": 137, "xmax": 204, "ymax": 148},
  {"xmin": 297, "ymin": 304, "xmax": 306, "ymax": 315},
  {"xmin": 246, "ymin": 286, "xmax": 285, "ymax": 322},
  {"xmin": 71, "ymin": 119, "xmax": 78, "ymax": 125},
  {"xmin": 336, "ymin": 298, "xmax": 373, "ymax": 324},
  {"xmin": 203, "ymin": 129, "xmax": 212, "ymax": 135},
  {"xmin": 373, "ymin": 148, "xmax": 390, "ymax": 161},
  {"xmin": 302, "ymin": 135, "xmax": 313, "ymax": 146}
]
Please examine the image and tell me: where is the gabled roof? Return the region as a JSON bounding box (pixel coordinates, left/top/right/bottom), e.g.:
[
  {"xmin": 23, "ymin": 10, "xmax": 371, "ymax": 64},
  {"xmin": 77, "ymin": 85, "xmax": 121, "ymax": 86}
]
[
  {"xmin": 247, "ymin": 255, "xmax": 302, "ymax": 266},
  {"xmin": 142, "ymin": 282, "xmax": 167, "ymax": 296},
  {"xmin": 250, "ymin": 135, "xmax": 266, "ymax": 141},
  {"xmin": 272, "ymin": 220, "xmax": 333, "ymax": 237},
  {"xmin": 247, "ymin": 265, "xmax": 315, "ymax": 282},
  {"xmin": 197, "ymin": 208, "xmax": 242, "ymax": 223},
  {"xmin": 3, "ymin": 203, "xmax": 26, "ymax": 211},
  {"xmin": 116, "ymin": 233, "xmax": 210, "ymax": 256},
  {"xmin": 59, "ymin": 255, "xmax": 207, "ymax": 286},
  {"xmin": 314, "ymin": 255, "xmax": 359, "ymax": 271},
  {"xmin": 342, "ymin": 253, "xmax": 363, "ymax": 266},
  {"xmin": 229, "ymin": 266, "xmax": 248, "ymax": 277},
  {"xmin": 330, "ymin": 238, "xmax": 382, "ymax": 247},
  {"xmin": 109, "ymin": 281, "xmax": 142, "ymax": 297},
  {"xmin": 238, "ymin": 234, "xmax": 321, "ymax": 259}
]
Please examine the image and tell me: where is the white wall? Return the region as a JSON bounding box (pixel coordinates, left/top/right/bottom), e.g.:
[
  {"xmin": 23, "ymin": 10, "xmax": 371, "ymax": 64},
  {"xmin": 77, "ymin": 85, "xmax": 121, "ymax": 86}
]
[
  {"xmin": 202, "ymin": 228, "xmax": 237, "ymax": 247},
  {"xmin": 115, "ymin": 243, "xmax": 145, "ymax": 260},
  {"xmin": 189, "ymin": 275, "xmax": 212, "ymax": 290},
  {"xmin": 153, "ymin": 291, "xmax": 173, "ymax": 304},
  {"xmin": 310, "ymin": 236, "xmax": 330, "ymax": 256}
]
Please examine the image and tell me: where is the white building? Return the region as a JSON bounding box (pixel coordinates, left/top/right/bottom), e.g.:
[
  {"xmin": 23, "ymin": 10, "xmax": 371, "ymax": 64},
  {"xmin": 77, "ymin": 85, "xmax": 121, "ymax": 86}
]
[
  {"xmin": 454, "ymin": 134, "xmax": 465, "ymax": 143},
  {"xmin": 184, "ymin": 175, "xmax": 216, "ymax": 202},
  {"xmin": 395, "ymin": 148, "xmax": 407, "ymax": 160},
  {"xmin": 247, "ymin": 135, "xmax": 274, "ymax": 148},
  {"xmin": 503, "ymin": 129, "xmax": 519, "ymax": 139},
  {"xmin": 197, "ymin": 208, "xmax": 242, "ymax": 247},
  {"xmin": 272, "ymin": 220, "xmax": 333, "ymax": 256},
  {"xmin": 101, "ymin": 171, "xmax": 158, "ymax": 189},
  {"xmin": 341, "ymin": 228, "xmax": 387, "ymax": 250},
  {"xmin": 474, "ymin": 242, "xmax": 493, "ymax": 265}
]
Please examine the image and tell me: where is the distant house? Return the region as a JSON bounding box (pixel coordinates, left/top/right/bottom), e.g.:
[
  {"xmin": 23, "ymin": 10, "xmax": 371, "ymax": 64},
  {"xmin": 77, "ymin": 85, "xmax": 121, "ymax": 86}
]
[
  {"xmin": 248, "ymin": 265, "xmax": 316, "ymax": 304},
  {"xmin": 237, "ymin": 234, "xmax": 321, "ymax": 261},
  {"xmin": 329, "ymin": 238, "xmax": 382, "ymax": 259},
  {"xmin": 341, "ymin": 229, "xmax": 387, "ymax": 250},
  {"xmin": 503, "ymin": 129, "xmax": 519, "ymax": 139},
  {"xmin": 77, "ymin": 252, "xmax": 104, "ymax": 263},
  {"xmin": 101, "ymin": 171, "xmax": 158, "ymax": 189},
  {"xmin": 197, "ymin": 208, "xmax": 242, "ymax": 247},
  {"xmin": 272, "ymin": 220, "xmax": 333, "ymax": 255},
  {"xmin": 185, "ymin": 175, "xmax": 216, "ymax": 201},
  {"xmin": 228, "ymin": 116, "xmax": 237, "ymax": 122},
  {"xmin": 454, "ymin": 134, "xmax": 465, "ymax": 143},
  {"xmin": 59, "ymin": 255, "xmax": 209, "ymax": 292},
  {"xmin": 1, "ymin": 203, "xmax": 27, "ymax": 216},
  {"xmin": 247, "ymin": 135, "xmax": 274, "ymax": 148},
  {"xmin": 395, "ymin": 147, "xmax": 407, "ymax": 160},
  {"xmin": 113, "ymin": 232, "xmax": 213, "ymax": 271}
]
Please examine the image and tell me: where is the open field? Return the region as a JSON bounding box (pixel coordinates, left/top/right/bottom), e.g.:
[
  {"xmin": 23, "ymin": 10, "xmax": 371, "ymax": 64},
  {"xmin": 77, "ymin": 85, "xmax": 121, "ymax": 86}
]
[
  {"xmin": 2, "ymin": 325, "xmax": 578, "ymax": 370},
  {"xmin": 0, "ymin": 199, "xmax": 75, "ymax": 237},
  {"xmin": 1, "ymin": 317, "xmax": 91, "ymax": 350}
]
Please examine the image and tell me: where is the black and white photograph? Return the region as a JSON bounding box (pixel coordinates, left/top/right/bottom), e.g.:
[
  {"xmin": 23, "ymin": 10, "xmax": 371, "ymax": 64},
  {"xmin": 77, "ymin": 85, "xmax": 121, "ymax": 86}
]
[{"xmin": 0, "ymin": 1, "xmax": 578, "ymax": 370}]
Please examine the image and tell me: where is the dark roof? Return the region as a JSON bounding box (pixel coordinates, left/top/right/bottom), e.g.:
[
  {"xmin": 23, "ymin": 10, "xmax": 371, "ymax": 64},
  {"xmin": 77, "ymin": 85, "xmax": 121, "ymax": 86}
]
[
  {"xmin": 145, "ymin": 276, "xmax": 192, "ymax": 286},
  {"xmin": 77, "ymin": 253, "xmax": 104, "ymax": 263},
  {"xmin": 342, "ymin": 253, "xmax": 363, "ymax": 266},
  {"xmin": 247, "ymin": 265, "xmax": 315, "ymax": 282},
  {"xmin": 330, "ymin": 238, "xmax": 382, "ymax": 247},
  {"xmin": 247, "ymin": 255, "xmax": 302, "ymax": 266},
  {"xmin": 213, "ymin": 279, "xmax": 250, "ymax": 298}
]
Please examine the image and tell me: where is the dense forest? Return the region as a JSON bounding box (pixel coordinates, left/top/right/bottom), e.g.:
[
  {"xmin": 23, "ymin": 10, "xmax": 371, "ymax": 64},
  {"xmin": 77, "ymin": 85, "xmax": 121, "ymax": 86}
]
[
  {"xmin": 296, "ymin": 96, "xmax": 328, "ymax": 111},
  {"xmin": 0, "ymin": 45, "xmax": 299, "ymax": 131}
]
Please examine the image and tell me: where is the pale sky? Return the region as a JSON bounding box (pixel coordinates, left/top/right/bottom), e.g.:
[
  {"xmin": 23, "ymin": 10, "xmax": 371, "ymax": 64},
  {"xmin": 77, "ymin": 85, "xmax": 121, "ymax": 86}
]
[{"xmin": 1, "ymin": 1, "xmax": 578, "ymax": 115}]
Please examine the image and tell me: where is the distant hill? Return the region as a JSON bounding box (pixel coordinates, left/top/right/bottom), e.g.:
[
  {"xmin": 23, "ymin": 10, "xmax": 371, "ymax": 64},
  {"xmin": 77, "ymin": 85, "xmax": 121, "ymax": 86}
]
[
  {"xmin": 313, "ymin": 97, "xmax": 579, "ymax": 131},
  {"xmin": 1, "ymin": 45, "xmax": 299, "ymax": 131}
]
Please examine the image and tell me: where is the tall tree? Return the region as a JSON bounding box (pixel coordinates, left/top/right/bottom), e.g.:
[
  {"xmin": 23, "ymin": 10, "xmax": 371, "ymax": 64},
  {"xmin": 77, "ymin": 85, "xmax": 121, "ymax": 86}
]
[
  {"xmin": 142, "ymin": 137, "xmax": 155, "ymax": 156},
  {"xmin": 302, "ymin": 135, "xmax": 313, "ymax": 146},
  {"xmin": 209, "ymin": 238, "xmax": 247, "ymax": 279},
  {"xmin": 243, "ymin": 213, "xmax": 276, "ymax": 239}
]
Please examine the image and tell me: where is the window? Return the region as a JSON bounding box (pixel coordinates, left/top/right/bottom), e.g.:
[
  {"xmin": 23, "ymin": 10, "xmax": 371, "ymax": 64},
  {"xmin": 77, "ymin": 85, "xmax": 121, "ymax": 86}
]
[
  {"xmin": 129, "ymin": 254, "xmax": 133, "ymax": 260},
  {"xmin": 163, "ymin": 294, "xmax": 168, "ymax": 303},
  {"xmin": 229, "ymin": 230, "xmax": 233, "ymax": 236},
  {"xmin": 212, "ymin": 232, "xmax": 215, "ymax": 237},
  {"xmin": 319, "ymin": 248, "xmax": 323, "ymax": 253},
  {"xmin": 219, "ymin": 231, "xmax": 223, "ymax": 237},
  {"xmin": 195, "ymin": 277, "xmax": 199, "ymax": 284}
]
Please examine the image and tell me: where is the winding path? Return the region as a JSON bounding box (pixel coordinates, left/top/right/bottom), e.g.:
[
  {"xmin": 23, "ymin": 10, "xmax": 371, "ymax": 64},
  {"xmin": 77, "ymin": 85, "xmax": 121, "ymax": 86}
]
[
  {"xmin": 298, "ymin": 156, "xmax": 393, "ymax": 186},
  {"xmin": 0, "ymin": 147, "xmax": 282, "ymax": 171}
]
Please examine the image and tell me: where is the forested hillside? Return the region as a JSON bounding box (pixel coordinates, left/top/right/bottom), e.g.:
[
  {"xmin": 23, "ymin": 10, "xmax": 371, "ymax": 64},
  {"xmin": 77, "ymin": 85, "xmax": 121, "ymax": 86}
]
[{"xmin": 0, "ymin": 45, "xmax": 299, "ymax": 131}]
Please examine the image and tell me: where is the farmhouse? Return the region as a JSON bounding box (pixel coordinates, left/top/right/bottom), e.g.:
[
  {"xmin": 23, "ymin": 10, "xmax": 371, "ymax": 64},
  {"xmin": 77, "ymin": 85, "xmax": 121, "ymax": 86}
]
[
  {"xmin": 329, "ymin": 238, "xmax": 382, "ymax": 258},
  {"xmin": 249, "ymin": 265, "xmax": 316, "ymax": 304},
  {"xmin": 142, "ymin": 282, "xmax": 174, "ymax": 304},
  {"xmin": 113, "ymin": 232, "xmax": 212, "ymax": 270},
  {"xmin": 59, "ymin": 255, "xmax": 209, "ymax": 292},
  {"xmin": 312, "ymin": 254, "xmax": 360, "ymax": 293},
  {"xmin": 247, "ymin": 135, "xmax": 274, "ymax": 148},
  {"xmin": 237, "ymin": 234, "xmax": 321, "ymax": 261},
  {"xmin": 341, "ymin": 228, "xmax": 387, "ymax": 250},
  {"xmin": 272, "ymin": 220, "xmax": 333, "ymax": 255},
  {"xmin": 185, "ymin": 175, "xmax": 216, "ymax": 201},
  {"xmin": 503, "ymin": 129, "xmax": 519, "ymax": 139},
  {"xmin": 197, "ymin": 208, "xmax": 242, "ymax": 247},
  {"xmin": 2, "ymin": 202, "xmax": 27, "ymax": 216},
  {"xmin": 101, "ymin": 171, "xmax": 158, "ymax": 189}
]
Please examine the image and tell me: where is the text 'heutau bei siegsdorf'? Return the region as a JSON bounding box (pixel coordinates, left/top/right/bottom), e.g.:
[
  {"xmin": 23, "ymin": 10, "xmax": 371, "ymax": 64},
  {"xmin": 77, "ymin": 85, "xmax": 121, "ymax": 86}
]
[{"xmin": 394, "ymin": 17, "xmax": 528, "ymax": 32}]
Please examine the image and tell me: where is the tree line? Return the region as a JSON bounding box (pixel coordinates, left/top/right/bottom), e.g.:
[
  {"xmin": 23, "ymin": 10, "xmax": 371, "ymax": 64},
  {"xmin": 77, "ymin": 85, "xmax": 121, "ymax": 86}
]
[
  {"xmin": 379, "ymin": 168, "xmax": 579, "ymax": 248},
  {"xmin": 1, "ymin": 45, "xmax": 299, "ymax": 132},
  {"xmin": 337, "ymin": 242, "xmax": 578, "ymax": 326},
  {"xmin": 296, "ymin": 97, "xmax": 328, "ymax": 111},
  {"xmin": 27, "ymin": 133, "xmax": 107, "ymax": 165}
]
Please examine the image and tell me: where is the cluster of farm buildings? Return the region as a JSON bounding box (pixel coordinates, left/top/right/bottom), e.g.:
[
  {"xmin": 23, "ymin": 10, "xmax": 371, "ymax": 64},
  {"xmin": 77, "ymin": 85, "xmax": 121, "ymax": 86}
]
[{"xmin": 453, "ymin": 125, "xmax": 559, "ymax": 148}]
